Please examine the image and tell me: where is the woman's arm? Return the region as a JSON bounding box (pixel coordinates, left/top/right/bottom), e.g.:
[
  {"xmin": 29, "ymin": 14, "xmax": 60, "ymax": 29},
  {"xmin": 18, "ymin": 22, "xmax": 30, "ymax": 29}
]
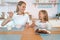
[
  {"xmin": 1, "ymin": 12, "xmax": 13, "ymax": 26},
  {"xmin": 30, "ymin": 20, "xmax": 36, "ymax": 28},
  {"xmin": 1, "ymin": 17, "xmax": 12, "ymax": 26}
]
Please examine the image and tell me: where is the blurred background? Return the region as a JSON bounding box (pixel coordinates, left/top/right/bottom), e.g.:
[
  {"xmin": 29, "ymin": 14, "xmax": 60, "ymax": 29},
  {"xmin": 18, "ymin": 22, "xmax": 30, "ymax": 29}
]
[{"xmin": 0, "ymin": 0, "xmax": 60, "ymax": 27}]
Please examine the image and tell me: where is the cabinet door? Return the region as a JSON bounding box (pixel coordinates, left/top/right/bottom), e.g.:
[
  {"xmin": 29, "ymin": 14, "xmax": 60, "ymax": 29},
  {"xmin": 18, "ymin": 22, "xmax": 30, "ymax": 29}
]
[
  {"xmin": 0, "ymin": 0, "xmax": 1, "ymax": 4},
  {"xmin": 4, "ymin": 0, "xmax": 18, "ymax": 2}
]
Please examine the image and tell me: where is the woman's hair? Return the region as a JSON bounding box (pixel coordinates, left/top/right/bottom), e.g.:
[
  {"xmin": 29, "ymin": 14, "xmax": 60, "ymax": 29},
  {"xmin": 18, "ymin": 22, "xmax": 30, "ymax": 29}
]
[
  {"xmin": 16, "ymin": 1, "xmax": 26, "ymax": 12},
  {"xmin": 39, "ymin": 10, "xmax": 48, "ymax": 21}
]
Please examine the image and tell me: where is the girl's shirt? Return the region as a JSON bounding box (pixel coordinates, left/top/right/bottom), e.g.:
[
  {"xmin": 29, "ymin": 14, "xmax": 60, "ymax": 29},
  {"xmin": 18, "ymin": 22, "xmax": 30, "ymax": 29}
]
[{"xmin": 35, "ymin": 20, "xmax": 52, "ymax": 30}]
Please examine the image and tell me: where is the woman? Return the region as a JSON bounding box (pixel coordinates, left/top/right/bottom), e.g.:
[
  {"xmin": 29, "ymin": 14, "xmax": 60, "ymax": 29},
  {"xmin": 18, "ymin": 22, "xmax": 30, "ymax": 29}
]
[
  {"xmin": 1, "ymin": 1, "xmax": 42, "ymax": 40},
  {"xmin": 1, "ymin": 1, "xmax": 30, "ymax": 31}
]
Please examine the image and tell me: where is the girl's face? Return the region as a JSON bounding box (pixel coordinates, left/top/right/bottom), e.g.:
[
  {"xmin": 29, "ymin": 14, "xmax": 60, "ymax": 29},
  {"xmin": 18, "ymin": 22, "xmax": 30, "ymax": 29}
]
[
  {"xmin": 39, "ymin": 12, "xmax": 45, "ymax": 19},
  {"xmin": 18, "ymin": 3, "xmax": 26, "ymax": 13}
]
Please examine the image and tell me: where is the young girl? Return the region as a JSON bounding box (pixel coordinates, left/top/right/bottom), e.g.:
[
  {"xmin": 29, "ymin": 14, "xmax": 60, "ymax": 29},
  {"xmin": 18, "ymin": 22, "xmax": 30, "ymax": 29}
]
[
  {"xmin": 35, "ymin": 10, "xmax": 52, "ymax": 34},
  {"xmin": 1, "ymin": 1, "xmax": 30, "ymax": 31}
]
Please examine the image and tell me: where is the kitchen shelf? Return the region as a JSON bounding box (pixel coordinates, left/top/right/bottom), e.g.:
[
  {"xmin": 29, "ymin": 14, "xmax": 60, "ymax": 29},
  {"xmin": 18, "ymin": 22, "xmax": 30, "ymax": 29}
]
[
  {"xmin": 0, "ymin": 0, "xmax": 18, "ymax": 6},
  {"xmin": 5, "ymin": 2, "xmax": 17, "ymax": 5},
  {"xmin": 33, "ymin": 3, "xmax": 60, "ymax": 5},
  {"xmin": 0, "ymin": 2, "xmax": 17, "ymax": 6},
  {"xmin": 0, "ymin": 4, "xmax": 5, "ymax": 6}
]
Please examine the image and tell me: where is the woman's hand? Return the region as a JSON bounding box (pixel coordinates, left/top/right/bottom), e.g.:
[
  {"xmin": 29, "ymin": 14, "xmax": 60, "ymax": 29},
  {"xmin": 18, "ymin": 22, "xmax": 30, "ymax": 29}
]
[
  {"xmin": 1, "ymin": 12, "xmax": 13, "ymax": 26},
  {"xmin": 8, "ymin": 12, "xmax": 13, "ymax": 18},
  {"xmin": 25, "ymin": 23, "xmax": 30, "ymax": 29},
  {"xmin": 30, "ymin": 19, "xmax": 36, "ymax": 28}
]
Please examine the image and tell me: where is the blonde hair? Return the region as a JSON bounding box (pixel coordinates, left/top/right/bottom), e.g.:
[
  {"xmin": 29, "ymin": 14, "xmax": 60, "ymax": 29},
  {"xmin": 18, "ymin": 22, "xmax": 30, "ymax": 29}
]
[
  {"xmin": 39, "ymin": 10, "xmax": 48, "ymax": 21},
  {"xmin": 16, "ymin": 1, "xmax": 26, "ymax": 12}
]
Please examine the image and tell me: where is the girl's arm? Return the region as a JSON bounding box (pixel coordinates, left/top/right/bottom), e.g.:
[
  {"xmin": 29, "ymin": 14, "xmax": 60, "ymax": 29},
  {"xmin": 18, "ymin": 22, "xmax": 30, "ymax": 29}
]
[{"xmin": 1, "ymin": 12, "xmax": 13, "ymax": 26}]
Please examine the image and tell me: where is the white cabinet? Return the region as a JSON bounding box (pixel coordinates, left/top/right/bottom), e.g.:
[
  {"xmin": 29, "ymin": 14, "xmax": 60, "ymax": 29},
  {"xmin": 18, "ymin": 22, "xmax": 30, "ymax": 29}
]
[
  {"xmin": 0, "ymin": 0, "xmax": 18, "ymax": 6},
  {"xmin": 4, "ymin": 0, "xmax": 18, "ymax": 5},
  {"xmin": 4, "ymin": 0, "xmax": 18, "ymax": 2},
  {"xmin": 49, "ymin": 20, "xmax": 60, "ymax": 27},
  {"xmin": 39, "ymin": 0, "xmax": 49, "ymax": 3},
  {"xmin": 0, "ymin": 0, "xmax": 3, "ymax": 4},
  {"xmin": 0, "ymin": 0, "xmax": 1, "ymax": 4},
  {"xmin": 0, "ymin": 0, "xmax": 5, "ymax": 6}
]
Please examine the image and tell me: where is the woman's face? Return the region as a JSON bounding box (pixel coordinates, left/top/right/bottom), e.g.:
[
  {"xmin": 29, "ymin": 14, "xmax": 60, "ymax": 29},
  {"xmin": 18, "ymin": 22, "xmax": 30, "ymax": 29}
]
[
  {"xmin": 39, "ymin": 12, "xmax": 45, "ymax": 19},
  {"xmin": 18, "ymin": 3, "xmax": 26, "ymax": 13}
]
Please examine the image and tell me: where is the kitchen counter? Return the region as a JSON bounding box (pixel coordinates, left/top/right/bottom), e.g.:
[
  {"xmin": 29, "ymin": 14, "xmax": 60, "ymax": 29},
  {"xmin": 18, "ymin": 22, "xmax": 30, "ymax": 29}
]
[
  {"xmin": 0, "ymin": 27, "xmax": 60, "ymax": 34},
  {"xmin": 0, "ymin": 19, "xmax": 60, "ymax": 34},
  {"xmin": 0, "ymin": 27, "xmax": 60, "ymax": 40}
]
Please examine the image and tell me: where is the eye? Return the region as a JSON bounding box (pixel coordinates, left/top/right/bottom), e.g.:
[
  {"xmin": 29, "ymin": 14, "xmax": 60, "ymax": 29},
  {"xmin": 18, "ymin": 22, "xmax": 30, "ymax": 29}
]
[{"xmin": 23, "ymin": 6, "xmax": 26, "ymax": 8}]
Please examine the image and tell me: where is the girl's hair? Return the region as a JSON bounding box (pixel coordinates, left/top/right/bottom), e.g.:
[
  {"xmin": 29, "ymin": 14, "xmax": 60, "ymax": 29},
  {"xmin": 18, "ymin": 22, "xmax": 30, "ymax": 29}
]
[
  {"xmin": 16, "ymin": 1, "xmax": 26, "ymax": 12},
  {"xmin": 39, "ymin": 10, "xmax": 48, "ymax": 21}
]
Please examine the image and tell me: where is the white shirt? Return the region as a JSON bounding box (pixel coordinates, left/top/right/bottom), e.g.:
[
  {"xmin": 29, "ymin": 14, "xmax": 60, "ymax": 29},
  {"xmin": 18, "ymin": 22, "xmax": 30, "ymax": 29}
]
[
  {"xmin": 3, "ymin": 13, "xmax": 30, "ymax": 30},
  {"xmin": 12, "ymin": 13, "xmax": 30, "ymax": 28},
  {"xmin": 35, "ymin": 20, "xmax": 52, "ymax": 30}
]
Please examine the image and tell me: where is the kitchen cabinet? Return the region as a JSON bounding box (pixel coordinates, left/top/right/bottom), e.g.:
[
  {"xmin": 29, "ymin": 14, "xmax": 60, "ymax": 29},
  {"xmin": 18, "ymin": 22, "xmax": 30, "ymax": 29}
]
[{"xmin": 0, "ymin": 0, "xmax": 18, "ymax": 6}]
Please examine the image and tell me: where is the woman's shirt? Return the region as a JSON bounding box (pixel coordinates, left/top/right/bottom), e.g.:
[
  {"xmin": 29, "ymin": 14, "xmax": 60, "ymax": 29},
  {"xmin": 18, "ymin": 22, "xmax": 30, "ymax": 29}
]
[
  {"xmin": 13, "ymin": 13, "xmax": 29, "ymax": 24},
  {"xmin": 35, "ymin": 20, "xmax": 52, "ymax": 30},
  {"xmin": 3, "ymin": 13, "xmax": 30, "ymax": 30},
  {"xmin": 12, "ymin": 13, "xmax": 30, "ymax": 28}
]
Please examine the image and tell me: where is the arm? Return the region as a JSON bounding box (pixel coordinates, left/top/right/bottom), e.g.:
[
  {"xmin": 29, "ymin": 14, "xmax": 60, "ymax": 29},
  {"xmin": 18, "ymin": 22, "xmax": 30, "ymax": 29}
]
[
  {"xmin": 25, "ymin": 21, "xmax": 36, "ymax": 29},
  {"xmin": 1, "ymin": 12, "xmax": 13, "ymax": 26},
  {"xmin": 1, "ymin": 17, "xmax": 12, "ymax": 26},
  {"xmin": 25, "ymin": 13, "xmax": 36, "ymax": 28},
  {"xmin": 30, "ymin": 19, "xmax": 36, "ymax": 28}
]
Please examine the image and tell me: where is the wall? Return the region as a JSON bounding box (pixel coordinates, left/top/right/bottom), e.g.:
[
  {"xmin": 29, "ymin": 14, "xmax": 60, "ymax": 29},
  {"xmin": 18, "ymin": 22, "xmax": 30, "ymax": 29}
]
[
  {"xmin": 0, "ymin": 0, "xmax": 58, "ymax": 18},
  {"xmin": 57, "ymin": 0, "xmax": 60, "ymax": 13},
  {"xmin": 0, "ymin": 0, "xmax": 60, "ymax": 27}
]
